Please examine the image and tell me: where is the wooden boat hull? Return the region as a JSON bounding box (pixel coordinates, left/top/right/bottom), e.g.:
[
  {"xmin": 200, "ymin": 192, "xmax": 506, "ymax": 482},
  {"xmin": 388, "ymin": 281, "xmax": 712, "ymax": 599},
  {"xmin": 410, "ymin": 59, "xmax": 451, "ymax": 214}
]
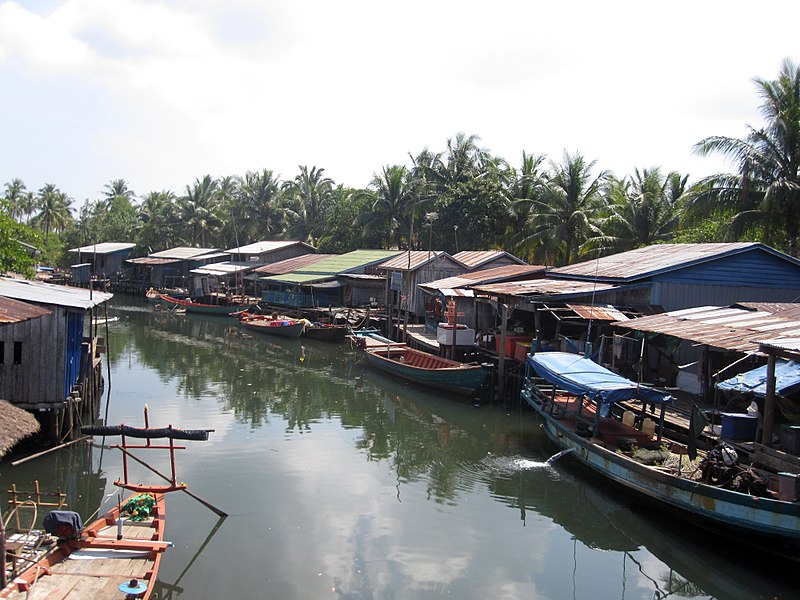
[
  {"xmin": 363, "ymin": 347, "xmax": 487, "ymax": 396},
  {"xmin": 158, "ymin": 294, "xmax": 250, "ymax": 315},
  {"xmin": 241, "ymin": 319, "xmax": 305, "ymax": 338},
  {"xmin": 521, "ymin": 385, "xmax": 800, "ymax": 542},
  {"xmin": 1, "ymin": 494, "xmax": 167, "ymax": 600},
  {"xmin": 302, "ymin": 324, "xmax": 347, "ymax": 343}
]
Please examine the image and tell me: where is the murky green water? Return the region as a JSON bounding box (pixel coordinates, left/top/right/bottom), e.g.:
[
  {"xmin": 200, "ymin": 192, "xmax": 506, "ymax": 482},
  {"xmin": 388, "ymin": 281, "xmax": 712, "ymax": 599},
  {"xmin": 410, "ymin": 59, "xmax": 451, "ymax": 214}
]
[{"xmin": 2, "ymin": 296, "xmax": 795, "ymax": 599}]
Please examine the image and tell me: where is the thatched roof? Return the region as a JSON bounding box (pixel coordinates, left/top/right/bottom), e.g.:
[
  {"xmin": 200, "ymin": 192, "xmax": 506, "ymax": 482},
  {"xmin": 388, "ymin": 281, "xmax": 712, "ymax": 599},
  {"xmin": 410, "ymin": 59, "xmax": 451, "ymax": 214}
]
[{"xmin": 0, "ymin": 400, "xmax": 40, "ymax": 458}]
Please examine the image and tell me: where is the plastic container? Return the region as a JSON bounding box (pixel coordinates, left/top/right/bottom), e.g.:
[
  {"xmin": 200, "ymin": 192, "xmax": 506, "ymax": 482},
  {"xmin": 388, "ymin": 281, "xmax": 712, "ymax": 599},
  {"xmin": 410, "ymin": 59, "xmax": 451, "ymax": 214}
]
[
  {"xmin": 642, "ymin": 418, "xmax": 656, "ymax": 438},
  {"xmin": 720, "ymin": 413, "xmax": 758, "ymax": 441},
  {"xmin": 622, "ymin": 410, "xmax": 635, "ymax": 428}
]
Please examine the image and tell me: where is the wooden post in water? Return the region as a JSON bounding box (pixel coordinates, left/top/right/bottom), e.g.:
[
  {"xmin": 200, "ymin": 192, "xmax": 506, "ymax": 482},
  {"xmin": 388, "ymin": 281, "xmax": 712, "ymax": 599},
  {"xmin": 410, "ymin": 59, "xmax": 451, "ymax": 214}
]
[
  {"xmin": 762, "ymin": 354, "xmax": 777, "ymax": 446},
  {"xmin": 497, "ymin": 303, "xmax": 509, "ymax": 402}
]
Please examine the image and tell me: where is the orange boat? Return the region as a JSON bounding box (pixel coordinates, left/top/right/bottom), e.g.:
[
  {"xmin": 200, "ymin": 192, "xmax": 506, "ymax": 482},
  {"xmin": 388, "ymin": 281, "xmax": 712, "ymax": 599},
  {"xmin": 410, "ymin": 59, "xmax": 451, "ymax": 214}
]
[{"xmin": 1, "ymin": 413, "xmax": 218, "ymax": 600}]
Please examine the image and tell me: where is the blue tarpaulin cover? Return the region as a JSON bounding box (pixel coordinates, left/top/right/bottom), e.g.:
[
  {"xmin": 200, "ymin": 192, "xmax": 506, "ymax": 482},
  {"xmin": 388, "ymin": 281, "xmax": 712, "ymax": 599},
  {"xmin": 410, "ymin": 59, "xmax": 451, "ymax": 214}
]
[
  {"xmin": 717, "ymin": 360, "xmax": 800, "ymax": 398},
  {"xmin": 527, "ymin": 352, "xmax": 673, "ymax": 406}
]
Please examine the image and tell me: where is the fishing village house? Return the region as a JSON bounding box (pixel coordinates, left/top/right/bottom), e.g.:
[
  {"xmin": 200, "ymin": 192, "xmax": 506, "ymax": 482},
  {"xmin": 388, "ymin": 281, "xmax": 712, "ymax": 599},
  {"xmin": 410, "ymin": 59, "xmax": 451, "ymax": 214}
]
[
  {"xmin": 417, "ymin": 264, "xmax": 546, "ymax": 353},
  {"xmin": 0, "ymin": 278, "xmax": 112, "ymax": 442},
  {"xmin": 122, "ymin": 246, "xmax": 224, "ymax": 294},
  {"xmin": 376, "ymin": 251, "xmax": 469, "ymax": 334},
  {"xmin": 67, "ymin": 242, "xmax": 135, "ymax": 288},
  {"xmin": 248, "ymin": 253, "xmax": 336, "ymax": 299},
  {"xmin": 258, "ymin": 250, "xmax": 402, "ymax": 312},
  {"xmin": 189, "ymin": 240, "xmax": 316, "ymax": 298}
]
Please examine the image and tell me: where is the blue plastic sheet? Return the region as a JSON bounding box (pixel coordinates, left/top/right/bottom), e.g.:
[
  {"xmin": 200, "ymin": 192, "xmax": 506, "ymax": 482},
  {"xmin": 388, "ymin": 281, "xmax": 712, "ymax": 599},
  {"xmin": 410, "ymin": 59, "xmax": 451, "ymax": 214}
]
[
  {"xmin": 717, "ymin": 360, "xmax": 800, "ymax": 398},
  {"xmin": 527, "ymin": 352, "xmax": 673, "ymax": 406}
]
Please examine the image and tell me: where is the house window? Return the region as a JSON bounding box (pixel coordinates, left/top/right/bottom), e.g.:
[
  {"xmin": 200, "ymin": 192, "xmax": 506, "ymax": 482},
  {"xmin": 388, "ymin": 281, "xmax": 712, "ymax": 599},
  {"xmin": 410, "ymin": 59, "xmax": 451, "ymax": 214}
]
[{"xmin": 13, "ymin": 341, "xmax": 22, "ymax": 364}]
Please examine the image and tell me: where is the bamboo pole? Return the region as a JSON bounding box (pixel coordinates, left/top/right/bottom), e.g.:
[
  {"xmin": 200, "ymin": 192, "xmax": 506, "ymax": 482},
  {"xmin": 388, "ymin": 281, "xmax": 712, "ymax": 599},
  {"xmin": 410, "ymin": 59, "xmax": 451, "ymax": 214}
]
[{"xmin": 115, "ymin": 446, "xmax": 227, "ymax": 517}]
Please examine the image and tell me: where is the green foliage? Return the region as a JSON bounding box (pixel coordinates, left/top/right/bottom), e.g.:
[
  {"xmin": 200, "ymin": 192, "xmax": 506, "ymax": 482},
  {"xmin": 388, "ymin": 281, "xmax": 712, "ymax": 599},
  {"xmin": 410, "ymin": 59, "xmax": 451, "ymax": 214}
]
[{"xmin": 0, "ymin": 201, "xmax": 40, "ymax": 276}]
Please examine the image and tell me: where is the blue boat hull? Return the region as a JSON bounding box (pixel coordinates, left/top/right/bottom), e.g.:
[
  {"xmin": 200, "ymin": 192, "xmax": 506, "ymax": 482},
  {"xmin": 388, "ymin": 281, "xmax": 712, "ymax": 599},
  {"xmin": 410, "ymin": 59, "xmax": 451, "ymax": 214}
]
[{"xmin": 521, "ymin": 386, "xmax": 800, "ymax": 543}]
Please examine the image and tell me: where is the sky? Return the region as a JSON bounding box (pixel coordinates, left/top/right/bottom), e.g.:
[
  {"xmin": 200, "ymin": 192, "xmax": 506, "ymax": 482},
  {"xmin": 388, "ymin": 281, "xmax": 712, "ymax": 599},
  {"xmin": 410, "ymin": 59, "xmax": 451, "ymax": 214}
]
[{"xmin": 1, "ymin": 0, "xmax": 799, "ymax": 205}]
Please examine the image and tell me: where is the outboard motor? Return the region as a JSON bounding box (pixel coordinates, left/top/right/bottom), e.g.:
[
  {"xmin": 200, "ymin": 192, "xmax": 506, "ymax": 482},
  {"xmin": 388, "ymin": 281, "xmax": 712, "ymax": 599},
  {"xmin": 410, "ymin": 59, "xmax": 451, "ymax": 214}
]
[{"xmin": 43, "ymin": 511, "xmax": 84, "ymax": 540}]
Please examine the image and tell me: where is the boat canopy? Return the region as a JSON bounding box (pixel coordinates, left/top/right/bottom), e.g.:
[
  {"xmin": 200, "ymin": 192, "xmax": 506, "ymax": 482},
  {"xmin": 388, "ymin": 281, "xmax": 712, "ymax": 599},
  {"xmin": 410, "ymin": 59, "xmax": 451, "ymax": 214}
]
[
  {"xmin": 527, "ymin": 352, "xmax": 673, "ymax": 406},
  {"xmin": 717, "ymin": 359, "xmax": 800, "ymax": 398}
]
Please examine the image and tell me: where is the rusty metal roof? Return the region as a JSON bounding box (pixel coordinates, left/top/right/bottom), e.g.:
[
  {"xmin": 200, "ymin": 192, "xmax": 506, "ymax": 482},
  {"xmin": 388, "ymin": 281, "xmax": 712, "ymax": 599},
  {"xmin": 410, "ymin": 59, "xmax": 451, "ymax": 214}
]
[
  {"xmin": 451, "ymin": 250, "xmax": 526, "ymax": 269},
  {"xmin": 472, "ymin": 279, "xmax": 618, "ymax": 298},
  {"xmin": 420, "ymin": 264, "xmax": 546, "ymax": 292},
  {"xmin": 758, "ymin": 337, "xmax": 800, "ymax": 358},
  {"xmin": 0, "ymin": 296, "xmax": 51, "ymax": 323},
  {"xmin": 550, "ymin": 243, "xmax": 792, "ymax": 282},
  {"xmin": 254, "ymin": 254, "xmax": 336, "ymax": 275},
  {"xmin": 377, "ymin": 250, "xmax": 454, "ymax": 271},
  {"xmin": 566, "ymin": 303, "xmax": 629, "ymax": 321},
  {"xmin": 126, "ymin": 257, "xmax": 181, "ymax": 266},
  {"xmin": 614, "ymin": 304, "xmax": 800, "ymax": 354}
]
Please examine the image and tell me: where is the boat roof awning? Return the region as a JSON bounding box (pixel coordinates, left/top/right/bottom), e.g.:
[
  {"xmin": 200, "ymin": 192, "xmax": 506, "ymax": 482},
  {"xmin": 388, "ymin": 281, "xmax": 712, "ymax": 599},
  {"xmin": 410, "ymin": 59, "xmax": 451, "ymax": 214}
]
[
  {"xmin": 527, "ymin": 352, "xmax": 673, "ymax": 405},
  {"xmin": 717, "ymin": 360, "xmax": 800, "ymax": 398}
]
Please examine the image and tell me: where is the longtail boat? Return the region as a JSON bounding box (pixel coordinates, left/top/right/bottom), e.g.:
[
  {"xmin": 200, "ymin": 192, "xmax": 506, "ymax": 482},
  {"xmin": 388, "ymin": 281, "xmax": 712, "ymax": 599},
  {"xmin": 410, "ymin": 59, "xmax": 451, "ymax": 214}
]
[
  {"xmin": 522, "ymin": 352, "xmax": 800, "ymax": 552},
  {"xmin": 239, "ymin": 314, "xmax": 305, "ymax": 338},
  {"xmin": 1, "ymin": 411, "xmax": 219, "ymax": 599},
  {"xmin": 357, "ymin": 341, "xmax": 488, "ymax": 396},
  {"xmin": 157, "ymin": 294, "xmax": 251, "ymax": 316}
]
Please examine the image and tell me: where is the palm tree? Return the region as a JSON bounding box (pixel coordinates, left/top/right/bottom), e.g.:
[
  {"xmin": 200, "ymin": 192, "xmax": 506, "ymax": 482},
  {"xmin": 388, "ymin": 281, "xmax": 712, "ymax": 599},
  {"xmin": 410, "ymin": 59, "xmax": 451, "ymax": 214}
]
[
  {"xmin": 137, "ymin": 190, "xmax": 178, "ymax": 251},
  {"xmin": 687, "ymin": 59, "xmax": 800, "ymax": 256},
  {"xmin": 587, "ymin": 167, "xmax": 682, "ymax": 254},
  {"xmin": 355, "ymin": 165, "xmax": 412, "ymax": 248},
  {"xmin": 33, "ymin": 183, "xmax": 73, "ymax": 241},
  {"xmin": 3, "ymin": 179, "xmax": 31, "ymax": 222},
  {"xmin": 103, "ymin": 179, "xmax": 136, "ymax": 204},
  {"xmin": 179, "ymin": 175, "xmax": 221, "ymax": 247},
  {"xmin": 283, "ymin": 166, "xmax": 334, "ymax": 246},
  {"xmin": 518, "ymin": 151, "xmax": 608, "ymax": 265},
  {"xmin": 237, "ymin": 170, "xmax": 287, "ymax": 242}
]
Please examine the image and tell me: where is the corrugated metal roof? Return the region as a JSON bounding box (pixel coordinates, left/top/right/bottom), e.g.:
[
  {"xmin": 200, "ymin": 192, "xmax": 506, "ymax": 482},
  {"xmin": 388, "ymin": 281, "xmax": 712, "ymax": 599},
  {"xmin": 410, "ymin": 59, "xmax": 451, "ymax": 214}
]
[
  {"xmin": 452, "ymin": 250, "xmax": 526, "ymax": 269},
  {"xmin": 337, "ymin": 273, "xmax": 385, "ymax": 281},
  {"xmin": 614, "ymin": 304, "xmax": 800, "ymax": 354},
  {"xmin": 377, "ymin": 250, "xmax": 451, "ymax": 271},
  {"xmin": 0, "ymin": 296, "xmax": 52, "ymax": 323},
  {"xmin": 0, "ymin": 277, "xmax": 112, "ymax": 309},
  {"xmin": 566, "ymin": 303, "xmax": 629, "ymax": 321},
  {"xmin": 126, "ymin": 257, "xmax": 181, "ymax": 266},
  {"xmin": 261, "ymin": 273, "xmax": 333, "ymax": 284},
  {"xmin": 68, "ymin": 242, "xmax": 136, "ymax": 255},
  {"xmin": 471, "ymin": 279, "xmax": 618, "ymax": 298},
  {"xmin": 254, "ymin": 254, "xmax": 336, "ymax": 275},
  {"xmin": 758, "ymin": 337, "xmax": 800, "ymax": 356},
  {"xmin": 148, "ymin": 247, "xmax": 219, "ymax": 260},
  {"xmin": 421, "ymin": 264, "xmax": 546, "ymax": 291},
  {"xmin": 549, "ymin": 243, "xmax": 793, "ymax": 282},
  {"xmin": 190, "ymin": 262, "xmax": 256, "ymax": 276},
  {"xmin": 295, "ymin": 249, "xmax": 402, "ymax": 274},
  {"xmin": 225, "ymin": 240, "xmax": 312, "ymax": 255}
]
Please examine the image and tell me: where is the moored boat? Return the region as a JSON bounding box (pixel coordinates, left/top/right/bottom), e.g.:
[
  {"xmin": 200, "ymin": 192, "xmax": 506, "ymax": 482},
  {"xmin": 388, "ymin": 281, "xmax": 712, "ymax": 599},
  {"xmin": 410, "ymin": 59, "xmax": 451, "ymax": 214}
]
[
  {"xmin": 158, "ymin": 294, "xmax": 251, "ymax": 316},
  {"xmin": 0, "ymin": 414, "xmax": 218, "ymax": 600},
  {"xmin": 302, "ymin": 322, "xmax": 347, "ymax": 343},
  {"xmin": 521, "ymin": 351, "xmax": 800, "ymax": 548},
  {"xmin": 358, "ymin": 342, "xmax": 488, "ymax": 396},
  {"xmin": 240, "ymin": 315, "xmax": 305, "ymax": 338}
]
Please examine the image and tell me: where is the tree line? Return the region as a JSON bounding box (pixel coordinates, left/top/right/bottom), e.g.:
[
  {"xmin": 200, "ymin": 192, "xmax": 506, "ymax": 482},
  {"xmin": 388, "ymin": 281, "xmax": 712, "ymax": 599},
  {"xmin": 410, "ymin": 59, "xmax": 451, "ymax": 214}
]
[{"xmin": 3, "ymin": 60, "xmax": 799, "ymax": 276}]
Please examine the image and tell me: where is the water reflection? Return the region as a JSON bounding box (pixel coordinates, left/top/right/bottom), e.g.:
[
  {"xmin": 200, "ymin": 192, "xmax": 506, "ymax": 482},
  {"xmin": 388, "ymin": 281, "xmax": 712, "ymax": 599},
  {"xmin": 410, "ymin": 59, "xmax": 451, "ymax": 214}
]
[{"xmin": 2, "ymin": 296, "xmax": 794, "ymax": 599}]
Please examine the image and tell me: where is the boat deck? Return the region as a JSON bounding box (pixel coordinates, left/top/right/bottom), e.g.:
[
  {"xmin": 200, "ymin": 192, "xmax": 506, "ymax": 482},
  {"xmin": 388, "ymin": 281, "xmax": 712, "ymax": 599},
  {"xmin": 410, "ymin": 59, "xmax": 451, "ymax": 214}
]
[{"xmin": 2, "ymin": 517, "xmax": 163, "ymax": 600}]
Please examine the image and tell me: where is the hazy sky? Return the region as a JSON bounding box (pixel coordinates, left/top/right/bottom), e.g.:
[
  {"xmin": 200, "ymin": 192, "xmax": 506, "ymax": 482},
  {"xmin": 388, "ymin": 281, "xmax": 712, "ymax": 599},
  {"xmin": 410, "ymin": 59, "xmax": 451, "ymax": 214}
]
[{"xmin": 1, "ymin": 0, "xmax": 798, "ymax": 204}]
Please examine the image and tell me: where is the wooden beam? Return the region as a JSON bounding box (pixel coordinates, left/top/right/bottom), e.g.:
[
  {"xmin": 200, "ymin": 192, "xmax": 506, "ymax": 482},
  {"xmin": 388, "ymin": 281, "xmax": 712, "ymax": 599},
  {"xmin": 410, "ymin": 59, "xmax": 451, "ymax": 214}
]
[{"xmin": 762, "ymin": 354, "xmax": 776, "ymax": 447}]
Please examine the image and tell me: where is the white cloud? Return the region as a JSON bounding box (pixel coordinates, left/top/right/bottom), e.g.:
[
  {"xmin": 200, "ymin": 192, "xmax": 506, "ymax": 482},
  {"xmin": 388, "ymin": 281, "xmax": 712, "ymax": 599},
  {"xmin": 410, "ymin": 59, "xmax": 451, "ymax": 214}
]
[{"xmin": 0, "ymin": 0, "xmax": 798, "ymax": 201}]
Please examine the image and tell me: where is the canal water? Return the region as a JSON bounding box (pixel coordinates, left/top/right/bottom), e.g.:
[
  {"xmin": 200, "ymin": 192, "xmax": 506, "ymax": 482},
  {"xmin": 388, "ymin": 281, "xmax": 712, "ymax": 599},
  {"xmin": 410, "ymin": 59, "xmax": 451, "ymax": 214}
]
[{"xmin": 2, "ymin": 295, "xmax": 796, "ymax": 599}]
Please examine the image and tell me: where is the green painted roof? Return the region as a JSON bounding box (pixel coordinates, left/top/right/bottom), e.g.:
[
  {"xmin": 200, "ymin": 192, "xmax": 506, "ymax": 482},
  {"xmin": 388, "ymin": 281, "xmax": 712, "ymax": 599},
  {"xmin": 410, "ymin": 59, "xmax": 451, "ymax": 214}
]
[
  {"xmin": 261, "ymin": 273, "xmax": 332, "ymax": 284},
  {"xmin": 260, "ymin": 250, "xmax": 401, "ymax": 285}
]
